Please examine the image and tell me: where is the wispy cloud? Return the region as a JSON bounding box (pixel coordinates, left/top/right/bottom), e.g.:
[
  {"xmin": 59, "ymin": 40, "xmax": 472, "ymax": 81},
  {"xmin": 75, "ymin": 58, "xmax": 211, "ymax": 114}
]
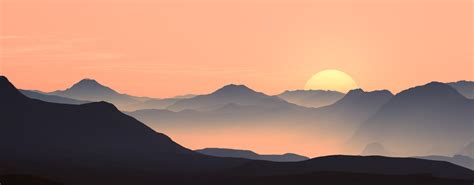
[{"xmin": 0, "ymin": 36, "xmax": 123, "ymax": 61}]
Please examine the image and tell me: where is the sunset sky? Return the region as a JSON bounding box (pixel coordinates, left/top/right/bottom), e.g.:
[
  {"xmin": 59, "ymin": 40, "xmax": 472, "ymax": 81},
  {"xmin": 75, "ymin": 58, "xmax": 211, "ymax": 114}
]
[{"xmin": 1, "ymin": 0, "xmax": 472, "ymax": 98}]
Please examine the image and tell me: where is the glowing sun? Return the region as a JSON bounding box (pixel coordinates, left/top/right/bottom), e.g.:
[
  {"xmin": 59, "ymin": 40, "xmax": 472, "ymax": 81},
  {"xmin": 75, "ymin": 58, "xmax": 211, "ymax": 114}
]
[{"xmin": 304, "ymin": 70, "xmax": 358, "ymax": 93}]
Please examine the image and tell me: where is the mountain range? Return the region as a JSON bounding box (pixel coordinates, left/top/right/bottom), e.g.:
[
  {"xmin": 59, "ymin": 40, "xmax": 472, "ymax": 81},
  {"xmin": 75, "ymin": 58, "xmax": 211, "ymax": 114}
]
[
  {"xmin": 166, "ymin": 84, "xmax": 298, "ymax": 112},
  {"xmin": 0, "ymin": 76, "xmax": 248, "ymax": 183},
  {"xmin": 24, "ymin": 79, "xmax": 193, "ymax": 111},
  {"xmin": 15, "ymin": 78, "xmax": 474, "ymax": 157},
  {"xmin": 1, "ymin": 76, "xmax": 474, "ymax": 185},
  {"xmin": 127, "ymin": 87, "xmax": 393, "ymax": 156}
]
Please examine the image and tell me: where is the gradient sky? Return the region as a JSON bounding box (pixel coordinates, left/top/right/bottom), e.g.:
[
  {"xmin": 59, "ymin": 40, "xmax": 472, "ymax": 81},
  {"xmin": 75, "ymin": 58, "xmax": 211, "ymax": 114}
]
[{"xmin": 1, "ymin": 0, "xmax": 472, "ymax": 98}]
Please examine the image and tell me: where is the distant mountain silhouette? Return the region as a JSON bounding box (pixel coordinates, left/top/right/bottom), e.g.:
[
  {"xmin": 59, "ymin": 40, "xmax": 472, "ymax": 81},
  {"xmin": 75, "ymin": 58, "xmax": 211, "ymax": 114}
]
[
  {"xmin": 48, "ymin": 78, "xmax": 144, "ymax": 109},
  {"xmin": 361, "ymin": 142, "xmax": 391, "ymax": 156},
  {"xmin": 416, "ymin": 155, "xmax": 474, "ymax": 170},
  {"xmin": 351, "ymin": 82, "xmax": 474, "ymax": 156},
  {"xmin": 128, "ymin": 88, "xmax": 393, "ymax": 155},
  {"xmin": 20, "ymin": 89, "xmax": 90, "ymax": 105},
  {"xmin": 277, "ymin": 90, "xmax": 344, "ymax": 108},
  {"xmin": 328, "ymin": 89, "xmax": 393, "ymax": 109},
  {"xmin": 167, "ymin": 84, "xmax": 297, "ymax": 111},
  {"xmin": 44, "ymin": 78, "xmax": 193, "ymax": 111},
  {"xmin": 1, "ymin": 76, "xmax": 473, "ymax": 185},
  {"xmin": 196, "ymin": 148, "xmax": 309, "ymax": 162},
  {"xmin": 448, "ymin": 80, "xmax": 474, "ymax": 99}
]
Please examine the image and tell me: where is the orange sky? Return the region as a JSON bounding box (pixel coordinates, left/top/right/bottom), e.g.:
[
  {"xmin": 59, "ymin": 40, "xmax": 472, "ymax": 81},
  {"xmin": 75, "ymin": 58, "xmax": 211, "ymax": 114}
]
[{"xmin": 0, "ymin": 0, "xmax": 472, "ymax": 98}]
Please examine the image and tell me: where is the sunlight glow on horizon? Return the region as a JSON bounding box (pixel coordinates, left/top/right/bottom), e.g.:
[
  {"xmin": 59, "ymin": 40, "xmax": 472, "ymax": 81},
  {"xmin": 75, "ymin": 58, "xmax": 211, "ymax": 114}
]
[{"xmin": 304, "ymin": 70, "xmax": 358, "ymax": 93}]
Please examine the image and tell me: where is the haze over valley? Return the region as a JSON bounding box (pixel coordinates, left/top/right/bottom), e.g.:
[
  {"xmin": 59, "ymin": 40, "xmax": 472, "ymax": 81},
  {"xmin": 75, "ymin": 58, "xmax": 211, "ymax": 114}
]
[{"xmin": 19, "ymin": 77, "xmax": 474, "ymax": 160}]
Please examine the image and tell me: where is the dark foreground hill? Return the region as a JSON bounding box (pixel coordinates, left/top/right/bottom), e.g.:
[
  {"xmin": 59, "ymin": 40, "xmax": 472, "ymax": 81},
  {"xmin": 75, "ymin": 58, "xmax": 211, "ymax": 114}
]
[
  {"xmin": 416, "ymin": 155, "xmax": 474, "ymax": 170},
  {"xmin": 0, "ymin": 76, "xmax": 246, "ymax": 184},
  {"xmin": 0, "ymin": 76, "xmax": 473, "ymax": 185}
]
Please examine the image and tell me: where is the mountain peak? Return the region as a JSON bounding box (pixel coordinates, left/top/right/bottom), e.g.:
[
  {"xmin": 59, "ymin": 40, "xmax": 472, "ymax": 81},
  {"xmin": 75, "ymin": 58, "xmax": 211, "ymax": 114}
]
[
  {"xmin": 0, "ymin": 76, "xmax": 10, "ymax": 87},
  {"xmin": 346, "ymin": 88, "xmax": 365, "ymax": 95},
  {"xmin": 340, "ymin": 88, "xmax": 393, "ymax": 102},
  {"xmin": 167, "ymin": 83, "xmax": 284, "ymax": 111},
  {"xmin": 64, "ymin": 78, "xmax": 118, "ymax": 95},
  {"xmin": 331, "ymin": 88, "xmax": 393, "ymax": 109},
  {"xmin": 78, "ymin": 78, "xmax": 99, "ymax": 84},
  {"xmin": 346, "ymin": 88, "xmax": 392, "ymax": 97},
  {"xmin": 0, "ymin": 76, "xmax": 27, "ymax": 102},
  {"xmin": 395, "ymin": 81, "xmax": 465, "ymax": 101},
  {"xmin": 72, "ymin": 78, "xmax": 105, "ymax": 88},
  {"xmin": 213, "ymin": 84, "xmax": 260, "ymax": 96}
]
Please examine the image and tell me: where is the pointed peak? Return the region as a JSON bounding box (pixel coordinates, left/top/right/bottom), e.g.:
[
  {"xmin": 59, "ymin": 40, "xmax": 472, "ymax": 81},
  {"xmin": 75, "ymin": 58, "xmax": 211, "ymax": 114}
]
[
  {"xmin": 213, "ymin": 84, "xmax": 258, "ymax": 95},
  {"xmin": 65, "ymin": 78, "xmax": 117, "ymax": 94},
  {"xmin": 74, "ymin": 78, "xmax": 102, "ymax": 87}
]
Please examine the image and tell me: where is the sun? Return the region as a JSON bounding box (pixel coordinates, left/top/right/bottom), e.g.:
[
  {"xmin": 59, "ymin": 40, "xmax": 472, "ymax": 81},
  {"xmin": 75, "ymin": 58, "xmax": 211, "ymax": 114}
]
[{"xmin": 304, "ymin": 70, "xmax": 358, "ymax": 93}]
